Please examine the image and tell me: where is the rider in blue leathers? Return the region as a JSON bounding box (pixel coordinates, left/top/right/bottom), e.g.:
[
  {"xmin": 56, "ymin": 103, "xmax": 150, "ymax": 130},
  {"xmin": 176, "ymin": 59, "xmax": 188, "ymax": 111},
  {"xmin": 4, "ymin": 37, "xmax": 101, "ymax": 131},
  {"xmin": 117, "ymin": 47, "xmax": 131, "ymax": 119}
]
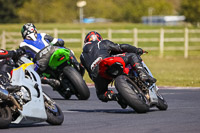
[
  {"xmin": 20, "ymin": 23, "xmax": 64, "ymax": 60},
  {"xmin": 19, "ymin": 23, "xmax": 84, "ymax": 88}
]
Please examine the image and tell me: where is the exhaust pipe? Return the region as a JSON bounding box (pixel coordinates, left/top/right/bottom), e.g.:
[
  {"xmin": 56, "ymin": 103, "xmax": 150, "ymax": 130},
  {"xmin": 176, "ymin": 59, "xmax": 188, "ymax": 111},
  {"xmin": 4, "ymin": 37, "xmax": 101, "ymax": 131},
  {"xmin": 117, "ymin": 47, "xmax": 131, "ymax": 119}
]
[
  {"xmin": 8, "ymin": 95, "xmax": 22, "ymax": 110},
  {"xmin": 0, "ymin": 87, "xmax": 9, "ymax": 99},
  {"xmin": 0, "ymin": 87, "xmax": 22, "ymax": 110}
]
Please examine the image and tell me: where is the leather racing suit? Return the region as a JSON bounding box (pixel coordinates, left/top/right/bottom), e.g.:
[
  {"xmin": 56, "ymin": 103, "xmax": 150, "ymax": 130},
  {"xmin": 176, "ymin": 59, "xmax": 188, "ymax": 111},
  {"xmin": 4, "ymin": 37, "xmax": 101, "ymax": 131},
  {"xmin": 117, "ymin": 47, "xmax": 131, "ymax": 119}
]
[
  {"xmin": 19, "ymin": 33, "xmax": 83, "ymax": 75},
  {"xmin": 80, "ymin": 40, "xmax": 144, "ymax": 102}
]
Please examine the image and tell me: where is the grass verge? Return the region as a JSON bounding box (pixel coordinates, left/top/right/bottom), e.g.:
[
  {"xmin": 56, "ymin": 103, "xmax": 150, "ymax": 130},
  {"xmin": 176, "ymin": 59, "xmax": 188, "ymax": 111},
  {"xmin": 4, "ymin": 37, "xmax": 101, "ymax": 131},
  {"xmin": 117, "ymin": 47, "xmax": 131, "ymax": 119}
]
[{"xmin": 82, "ymin": 55, "xmax": 200, "ymax": 87}]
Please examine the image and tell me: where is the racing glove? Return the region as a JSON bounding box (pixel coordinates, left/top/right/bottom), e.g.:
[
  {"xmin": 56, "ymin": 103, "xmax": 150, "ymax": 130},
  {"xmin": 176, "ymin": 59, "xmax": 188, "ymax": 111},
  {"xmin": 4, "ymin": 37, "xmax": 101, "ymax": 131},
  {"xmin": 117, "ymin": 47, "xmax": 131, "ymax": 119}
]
[
  {"xmin": 137, "ymin": 48, "xmax": 148, "ymax": 55},
  {"xmin": 14, "ymin": 48, "xmax": 25, "ymax": 57}
]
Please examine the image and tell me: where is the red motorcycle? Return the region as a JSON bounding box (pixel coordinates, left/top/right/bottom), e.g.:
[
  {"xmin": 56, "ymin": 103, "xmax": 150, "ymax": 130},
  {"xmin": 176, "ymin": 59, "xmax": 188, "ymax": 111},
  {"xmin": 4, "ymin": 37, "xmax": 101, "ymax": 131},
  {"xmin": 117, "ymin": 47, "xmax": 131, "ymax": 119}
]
[{"xmin": 99, "ymin": 55, "xmax": 168, "ymax": 113}]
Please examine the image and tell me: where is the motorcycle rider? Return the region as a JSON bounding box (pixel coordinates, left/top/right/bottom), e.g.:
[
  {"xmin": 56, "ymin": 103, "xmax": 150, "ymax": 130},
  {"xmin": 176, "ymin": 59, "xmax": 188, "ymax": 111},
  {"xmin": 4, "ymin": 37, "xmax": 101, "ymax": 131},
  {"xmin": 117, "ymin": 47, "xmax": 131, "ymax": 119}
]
[
  {"xmin": 80, "ymin": 31, "xmax": 156, "ymax": 109},
  {"xmin": 19, "ymin": 23, "xmax": 84, "ymax": 88},
  {"xmin": 0, "ymin": 49, "xmax": 24, "ymax": 99}
]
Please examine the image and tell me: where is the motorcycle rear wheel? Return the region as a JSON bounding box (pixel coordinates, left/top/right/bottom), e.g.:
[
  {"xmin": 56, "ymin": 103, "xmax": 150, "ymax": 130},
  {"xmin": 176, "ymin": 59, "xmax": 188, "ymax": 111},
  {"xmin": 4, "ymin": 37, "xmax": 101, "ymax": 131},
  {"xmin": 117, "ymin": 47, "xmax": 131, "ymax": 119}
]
[
  {"xmin": 63, "ymin": 66, "xmax": 90, "ymax": 100},
  {"xmin": 0, "ymin": 106, "xmax": 12, "ymax": 129},
  {"xmin": 115, "ymin": 75, "xmax": 150, "ymax": 113}
]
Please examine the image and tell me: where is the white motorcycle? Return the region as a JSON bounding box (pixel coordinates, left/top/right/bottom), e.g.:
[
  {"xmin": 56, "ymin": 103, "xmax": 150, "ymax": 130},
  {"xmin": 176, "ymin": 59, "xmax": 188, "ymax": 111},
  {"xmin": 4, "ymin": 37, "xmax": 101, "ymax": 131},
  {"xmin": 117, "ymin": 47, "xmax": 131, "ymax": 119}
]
[{"xmin": 0, "ymin": 56, "xmax": 64, "ymax": 129}]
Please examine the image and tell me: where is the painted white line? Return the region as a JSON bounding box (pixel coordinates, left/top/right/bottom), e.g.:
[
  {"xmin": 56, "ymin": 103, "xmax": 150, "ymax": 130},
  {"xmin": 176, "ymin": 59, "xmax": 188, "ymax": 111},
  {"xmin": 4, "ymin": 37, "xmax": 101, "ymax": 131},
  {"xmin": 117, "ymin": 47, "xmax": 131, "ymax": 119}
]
[
  {"xmin": 88, "ymin": 84, "xmax": 200, "ymax": 90},
  {"xmin": 158, "ymin": 86, "xmax": 200, "ymax": 90},
  {"xmin": 45, "ymin": 83, "xmax": 200, "ymax": 90}
]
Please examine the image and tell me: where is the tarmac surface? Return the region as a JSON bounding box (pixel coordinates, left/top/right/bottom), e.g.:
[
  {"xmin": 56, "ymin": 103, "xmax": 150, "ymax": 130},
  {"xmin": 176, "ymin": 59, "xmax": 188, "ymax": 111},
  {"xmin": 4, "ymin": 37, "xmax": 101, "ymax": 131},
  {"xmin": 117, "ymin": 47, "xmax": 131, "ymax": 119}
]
[{"xmin": 1, "ymin": 85, "xmax": 200, "ymax": 133}]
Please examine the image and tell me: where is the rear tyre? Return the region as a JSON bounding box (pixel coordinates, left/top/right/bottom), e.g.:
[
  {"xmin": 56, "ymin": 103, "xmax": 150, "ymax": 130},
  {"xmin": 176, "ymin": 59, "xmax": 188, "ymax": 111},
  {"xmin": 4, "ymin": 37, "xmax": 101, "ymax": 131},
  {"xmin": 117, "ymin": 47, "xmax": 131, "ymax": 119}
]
[
  {"xmin": 115, "ymin": 75, "xmax": 150, "ymax": 113},
  {"xmin": 0, "ymin": 106, "xmax": 12, "ymax": 129},
  {"xmin": 156, "ymin": 91, "xmax": 168, "ymax": 110},
  {"xmin": 63, "ymin": 66, "xmax": 90, "ymax": 100}
]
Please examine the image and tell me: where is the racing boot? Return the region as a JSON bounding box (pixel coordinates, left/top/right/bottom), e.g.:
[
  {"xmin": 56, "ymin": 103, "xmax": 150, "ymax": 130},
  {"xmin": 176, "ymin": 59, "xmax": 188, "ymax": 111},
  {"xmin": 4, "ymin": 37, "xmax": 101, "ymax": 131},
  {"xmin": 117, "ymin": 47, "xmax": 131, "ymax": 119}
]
[
  {"xmin": 134, "ymin": 63, "xmax": 156, "ymax": 84},
  {"xmin": 100, "ymin": 90, "xmax": 119, "ymax": 102},
  {"xmin": 70, "ymin": 55, "xmax": 85, "ymax": 76},
  {"xmin": 103, "ymin": 90, "xmax": 116, "ymax": 101},
  {"xmin": 103, "ymin": 91, "xmax": 127, "ymax": 109},
  {"xmin": 41, "ymin": 77, "xmax": 60, "ymax": 89},
  {"xmin": 75, "ymin": 63, "xmax": 85, "ymax": 76}
]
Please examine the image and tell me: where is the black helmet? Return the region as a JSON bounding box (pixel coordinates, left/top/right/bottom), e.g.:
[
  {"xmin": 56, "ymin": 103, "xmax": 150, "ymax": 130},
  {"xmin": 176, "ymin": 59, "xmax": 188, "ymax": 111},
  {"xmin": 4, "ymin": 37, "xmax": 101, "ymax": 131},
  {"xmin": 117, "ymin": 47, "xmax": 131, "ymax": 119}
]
[
  {"xmin": 21, "ymin": 23, "xmax": 37, "ymax": 41},
  {"xmin": 84, "ymin": 31, "xmax": 103, "ymax": 43}
]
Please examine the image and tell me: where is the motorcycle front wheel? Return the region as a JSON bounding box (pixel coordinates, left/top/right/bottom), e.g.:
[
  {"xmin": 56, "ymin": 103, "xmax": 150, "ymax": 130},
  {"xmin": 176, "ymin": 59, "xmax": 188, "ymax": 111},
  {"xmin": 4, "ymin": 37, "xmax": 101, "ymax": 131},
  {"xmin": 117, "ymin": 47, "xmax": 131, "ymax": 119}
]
[
  {"xmin": 156, "ymin": 90, "xmax": 168, "ymax": 110},
  {"xmin": 63, "ymin": 66, "xmax": 90, "ymax": 100},
  {"xmin": 44, "ymin": 94, "xmax": 64, "ymax": 125},
  {"xmin": 0, "ymin": 106, "xmax": 12, "ymax": 129},
  {"xmin": 115, "ymin": 75, "xmax": 150, "ymax": 113}
]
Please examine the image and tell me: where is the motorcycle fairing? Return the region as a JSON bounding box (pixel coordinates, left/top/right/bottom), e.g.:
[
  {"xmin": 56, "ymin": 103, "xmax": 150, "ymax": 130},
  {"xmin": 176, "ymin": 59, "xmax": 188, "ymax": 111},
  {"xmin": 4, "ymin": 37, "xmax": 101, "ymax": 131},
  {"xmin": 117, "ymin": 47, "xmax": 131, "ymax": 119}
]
[
  {"xmin": 48, "ymin": 48, "xmax": 71, "ymax": 70},
  {"xmin": 141, "ymin": 61, "xmax": 159, "ymax": 104},
  {"xmin": 99, "ymin": 57, "xmax": 129, "ymax": 79},
  {"xmin": 11, "ymin": 57, "xmax": 47, "ymax": 124}
]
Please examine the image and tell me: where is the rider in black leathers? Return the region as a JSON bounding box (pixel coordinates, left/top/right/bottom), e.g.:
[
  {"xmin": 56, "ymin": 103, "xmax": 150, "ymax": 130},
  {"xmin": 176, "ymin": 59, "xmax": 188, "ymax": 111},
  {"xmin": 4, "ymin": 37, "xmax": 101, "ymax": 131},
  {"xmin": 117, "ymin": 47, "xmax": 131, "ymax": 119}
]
[
  {"xmin": 80, "ymin": 31, "xmax": 156, "ymax": 108},
  {"xmin": 0, "ymin": 49, "xmax": 24, "ymax": 99}
]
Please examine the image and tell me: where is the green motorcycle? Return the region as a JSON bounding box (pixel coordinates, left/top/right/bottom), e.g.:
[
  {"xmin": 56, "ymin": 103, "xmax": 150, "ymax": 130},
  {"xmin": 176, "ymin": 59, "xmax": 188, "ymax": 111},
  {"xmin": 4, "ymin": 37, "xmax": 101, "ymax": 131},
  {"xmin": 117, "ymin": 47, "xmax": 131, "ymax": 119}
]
[{"xmin": 35, "ymin": 45, "xmax": 90, "ymax": 100}]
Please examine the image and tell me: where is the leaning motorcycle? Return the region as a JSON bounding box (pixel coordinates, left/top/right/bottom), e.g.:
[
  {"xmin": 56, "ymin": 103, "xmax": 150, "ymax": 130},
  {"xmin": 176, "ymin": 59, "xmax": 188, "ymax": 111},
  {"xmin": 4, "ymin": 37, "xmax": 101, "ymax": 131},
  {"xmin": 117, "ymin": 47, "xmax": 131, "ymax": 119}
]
[
  {"xmin": 35, "ymin": 45, "xmax": 90, "ymax": 100},
  {"xmin": 0, "ymin": 56, "xmax": 64, "ymax": 129},
  {"xmin": 99, "ymin": 55, "xmax": 168, "ymax": 113}
]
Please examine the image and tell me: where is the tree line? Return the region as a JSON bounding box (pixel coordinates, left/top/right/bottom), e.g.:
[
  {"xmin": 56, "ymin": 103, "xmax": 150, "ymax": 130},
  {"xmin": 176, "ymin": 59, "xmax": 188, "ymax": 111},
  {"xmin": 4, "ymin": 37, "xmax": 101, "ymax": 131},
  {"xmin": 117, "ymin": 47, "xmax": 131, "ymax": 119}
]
[{"xmin": 0, "ymin": 0, "xmax": 199, "ymax": 24}]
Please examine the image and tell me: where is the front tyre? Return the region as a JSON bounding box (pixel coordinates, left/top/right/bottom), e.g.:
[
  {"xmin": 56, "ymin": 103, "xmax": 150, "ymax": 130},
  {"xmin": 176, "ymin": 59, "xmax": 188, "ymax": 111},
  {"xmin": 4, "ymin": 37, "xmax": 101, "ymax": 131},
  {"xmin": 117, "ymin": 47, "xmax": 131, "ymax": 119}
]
[
  {"xmin": 0, "ymin": 106, "xmax": 12, "ymax": 129},
  {"xmin": 44, "ymin": 94, "xmax": 64, "ymax": 125},
  {"xmin": 115, "ymin": 75, "xmax": 150, "ymax": 113},
  {"xmin": 63, "ymin": 66, "xmax": 90, "ymax": 100},
  {"xmin": 156, "ymin": 90, "xmax": 168, "ymax": 110}
]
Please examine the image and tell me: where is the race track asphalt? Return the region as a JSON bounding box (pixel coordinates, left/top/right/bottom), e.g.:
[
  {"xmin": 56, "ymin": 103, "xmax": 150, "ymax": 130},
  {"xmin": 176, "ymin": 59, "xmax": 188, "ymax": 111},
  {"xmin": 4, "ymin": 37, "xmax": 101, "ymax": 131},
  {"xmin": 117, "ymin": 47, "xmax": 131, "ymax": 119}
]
[{"xmin": 1, "ymin": 85, "xmax": 200, "ymax": 133}]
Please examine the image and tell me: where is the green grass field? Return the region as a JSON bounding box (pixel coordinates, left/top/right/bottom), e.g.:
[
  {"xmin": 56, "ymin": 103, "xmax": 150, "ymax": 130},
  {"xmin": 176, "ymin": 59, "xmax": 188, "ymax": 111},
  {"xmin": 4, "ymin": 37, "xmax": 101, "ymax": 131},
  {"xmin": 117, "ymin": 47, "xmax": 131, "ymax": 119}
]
[
  {"xmin": 0, "ymin": 23, "xmax": 200, "ymax": 87},
  {"xmin": 79, "ymin": 51, "xmax": 200, "ymax": 87}
]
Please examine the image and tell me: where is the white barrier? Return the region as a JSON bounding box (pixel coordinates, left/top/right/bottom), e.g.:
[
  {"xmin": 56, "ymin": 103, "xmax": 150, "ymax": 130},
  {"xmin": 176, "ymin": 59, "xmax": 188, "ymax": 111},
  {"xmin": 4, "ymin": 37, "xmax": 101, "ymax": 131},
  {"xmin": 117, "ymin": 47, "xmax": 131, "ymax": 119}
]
[{"xmin": 1, "ymin": 28, "xmax": 200, "ymax": 58}]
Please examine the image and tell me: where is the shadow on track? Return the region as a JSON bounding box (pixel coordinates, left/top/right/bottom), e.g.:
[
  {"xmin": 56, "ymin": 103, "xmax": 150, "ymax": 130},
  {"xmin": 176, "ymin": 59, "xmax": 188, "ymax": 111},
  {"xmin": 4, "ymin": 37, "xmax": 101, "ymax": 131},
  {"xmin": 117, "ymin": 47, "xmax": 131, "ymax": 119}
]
[
  {"xmin": 67, "ymin": 108, "xmax": 159, "ymax": 114},
  {"xmin": 9, "ymin": 123, "xmax": 49, "ymax": 129},
  {"xmin": 68, "ymin": 109, "xmax": 134, "ymax": 113},
  {"xmin": 51, "ymin": 98, "xmax": 80, "ymax": 100}
]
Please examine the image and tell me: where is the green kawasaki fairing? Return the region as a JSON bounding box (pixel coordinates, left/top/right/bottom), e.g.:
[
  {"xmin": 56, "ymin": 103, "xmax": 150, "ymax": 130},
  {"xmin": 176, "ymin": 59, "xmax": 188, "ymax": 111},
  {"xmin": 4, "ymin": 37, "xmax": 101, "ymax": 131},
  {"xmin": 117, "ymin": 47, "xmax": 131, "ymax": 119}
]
[
  {"xmin": 41, "ymin": 46, "xmax": 90, "ymax": 100},
  {"xmin": 48, "ymin": 48, "xmax": 71, "ymax": 70}
]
